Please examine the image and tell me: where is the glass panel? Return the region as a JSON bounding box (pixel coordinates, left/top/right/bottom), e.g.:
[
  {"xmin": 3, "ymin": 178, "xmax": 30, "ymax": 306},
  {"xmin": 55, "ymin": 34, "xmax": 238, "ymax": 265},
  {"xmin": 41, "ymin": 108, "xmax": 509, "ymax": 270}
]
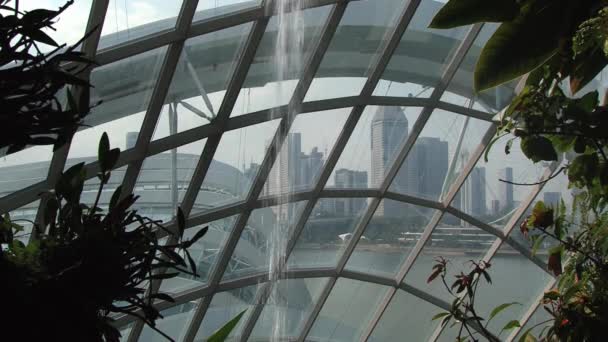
[
  {"xmin": 307, "ymin": 278, "xmax": 388, "ymax": 342},
  {"xmin": 304, "ymin": 0, "xmax": 406, "ymax": 102},
  {"xmin": 389, "ymin": 109, "xmax": 492, "ymax": 202},
  {"xmin": 195, "ymin": 284, "xmax": 263, "ymax": 341},
  {"xmin": 368, "ymin": 289, "xmax": 439, "ymax": 342},
  {"xmin": 99, "ymin": 0, "xmax": 183, "ymax": 49},
  {"xmin": 138, "ymin": 301, "xmax": 199, "ymax": 341},
  {"xmin": 221, "ymin": 201, "xmax": 305, "ymax": 281},
  {"xmin": 452, "ymin": 134, "xmax": 548, "ymax": 228},
  {"xmin": 288, "ymin": 198, "xmax": 370, "ymax": 270},
  {"xmin": 0, "ymin": 145, "xmax": 52, "ymax": 196},
  {"xmin": 373, "ymin": 0, "xmax": 469, "ymax": 97},
  {"xmin": 153, "ymin": 23, "xmax": 253, "ymax": 140},
  {"xmin": 20, "ymin": 0, "xmax": 93, "ymax": 48},
  {"xmin": 325, "ymin": 106, "xmax": 422, "ymax": 190},
  {"xmin": 475, "ymin": 245, "xmax": 553, "ymax": 336},
  {"xmin": 230, "ymin": 6, "xmax": 329, "ymax": 117},
  {"xmin": 131, "ymin": 139, "xmax": 206, "ymax": 223},
  {"xmin": 441, "ymin": 24, "xmax": 519, "ymax": 113},
  {"xmin": 263, "ymin": 109, "xmax": 351, "ymax": 196},
  {"xmin": 514, "ymin": 305, "xmax": 553, "ymax": 341},
  {"xmin": 250, "ymin": 278, "xmax": 329, "ymax": 340},
  {"xmin": 404, "ymin": 213, "xmax": 496, "ymax": 302},
  {"xmin": 160, "ymin": 215, "xmax": 237, "ymax": 294},
  {"xmin": 193, "ymin": 0, "xmax": 261, "ymax": 23},
  {"xmin": 345, "ymin": 199, "xmax": 437, "ymax": 277},
  {"xmin": 68, "ymin": 46, "xmax": 167, "ymax": 161},
  {"xmin": 191, "ymin": 119, "xmax": 280, "ymax": 215}
]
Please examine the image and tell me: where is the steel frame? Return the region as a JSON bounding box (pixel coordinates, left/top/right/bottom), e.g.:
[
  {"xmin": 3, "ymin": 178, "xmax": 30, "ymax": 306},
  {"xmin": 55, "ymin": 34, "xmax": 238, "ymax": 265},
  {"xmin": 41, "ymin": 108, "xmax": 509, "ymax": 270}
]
[{"xmin": 1, "ymin": 0, "xmax": 568, "ymax": 341}]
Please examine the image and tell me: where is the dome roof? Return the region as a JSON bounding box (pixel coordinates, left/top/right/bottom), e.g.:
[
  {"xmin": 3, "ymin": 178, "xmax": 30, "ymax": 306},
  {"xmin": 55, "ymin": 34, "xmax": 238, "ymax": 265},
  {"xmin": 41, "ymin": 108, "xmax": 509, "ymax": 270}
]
[{"xmin": 0, "ymin": 0, "xmax": 567, "ymax": 341}]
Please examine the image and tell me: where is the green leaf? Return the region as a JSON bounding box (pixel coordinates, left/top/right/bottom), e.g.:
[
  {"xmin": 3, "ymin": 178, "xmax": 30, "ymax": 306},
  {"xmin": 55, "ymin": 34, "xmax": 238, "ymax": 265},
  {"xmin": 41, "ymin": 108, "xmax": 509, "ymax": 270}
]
[
  {"xmin": 474, "ymin": 1, "xmax": 562, "ymax": 91},
  {"xmin": 427, "ymin": 268, "xmax": 442, "ymax": 284},
  {"xmin": 43, "ymin": 197, "xmax": 59, "ymax": 227},
  {"xmin": 429, "ymin": 0, "xmax": 519, "ymax": 29},
  {"xmin": 104, "ymin": 148, "xmax": 120, "ymax": 172},
  {"xmin": 575, "ymin": 90, "xmax": 599, "ymax": 113},
  {"xmin": 570, "ymin": 48, "xmax": 608, "ymax": 94},
  {"xmin": 66, "ymin": 88, "xmax": 78, "ymax": 112},
  {"xmin": 146, "ymin": 272, "xmax": 180, "ymax": 280},
  {"xmin": 521, "ymin": 136, "xmax": 558, "ymax": 163},
  {"xmin": 109, "ymin": 185, "xmax": 122, "ymax": 210},
  {"xmin": 547, "ymin": 247, "xmax": 563, "ymax": 276},
  {"xmin": 186, "ymin": 251, "xmax": 198, "ymax": 276},
  {"xmin": 431, "ymin": 312, "xmax": 451, "ymax": 321},
  {"xmin": 25, "ymin": 28, "xmax": 58, "ymax": 46},
  {"xmin": 488, "ymin": 302, "xmax": 519, "ymax": 322},
  {"xmin": 531, "ymin": 235, "xmax": 546, "ymax": 256},
  {"xmin": 98, "ymin": 132, "xmax": 110, "ymax": 172},
  {"xmin": 517, "ymin": 327, "xmax": 538, "ymax": 342},
  {"xmin": 149, "ymin": 293, "xmax": 175, "ymax": 303},
  {"xmin": 501, "ymin": 320, "xmax": 521, "ymax": 333},
  {"xmin": 529, "ymin": 201, "xmax": 554, "ymax": 228},
  {"xmin": 208, "ymin": 310, "xmax": 247, "ymax": 342},
  {"xmin": 481, "ymin": 269, "xmax": 492, "ymax": 284},
  {"xmin": 187, "ymin": 226, "xmax": 208, "ymax": 245},
  {"xmin": 568, "ymin": 153, "xmax": 600, "ymax": 185},
  {"xmin": 57, "ymin": 162, "xmax": 86, "ymax": 202},
  {"xmin": 177, "ymin": 207, "xmax": 186, "ymax": 237},
  {"xmin": 22, "ymin": 8, "xmax": 58, "ymax": 24}
]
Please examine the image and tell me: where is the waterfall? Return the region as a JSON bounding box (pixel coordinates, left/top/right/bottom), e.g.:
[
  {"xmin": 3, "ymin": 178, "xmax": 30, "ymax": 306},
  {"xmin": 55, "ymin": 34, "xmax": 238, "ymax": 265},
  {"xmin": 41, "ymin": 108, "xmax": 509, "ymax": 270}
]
[{"xmin": 267, "ymin": 0, "xmax": 306, "ymax": 340}]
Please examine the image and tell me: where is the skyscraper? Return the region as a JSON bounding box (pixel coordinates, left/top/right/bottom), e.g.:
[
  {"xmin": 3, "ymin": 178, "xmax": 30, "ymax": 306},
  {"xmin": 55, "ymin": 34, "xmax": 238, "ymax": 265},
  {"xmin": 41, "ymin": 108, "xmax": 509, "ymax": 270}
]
[
  {"xmin": 334, "ymin": 169, "xmax": 368, "ymax": 216},
  {"xmin": 370, "ymin": 107, "xmax": 408, "ymax": 216},
  {"xmin": 462, "ymin": 167, "xmax": 486, "ymax": 217},
  {"xmin": 300, "ymin": 147, "xmax": 324, "ymax": 189},
  {"xmin": 266, "ymin": 132, "xmax": 303, "ymax": 194},
  {"xmin": 543, "ymin": 192, "xmax": 561, "ymax": 208},
  {"xmin": 405, "ymin": 137, "xmax": 449, "ymax": 199},
  {"xmin": 498, "ymin": 167, "xmax": 514, "ymax": 211}
]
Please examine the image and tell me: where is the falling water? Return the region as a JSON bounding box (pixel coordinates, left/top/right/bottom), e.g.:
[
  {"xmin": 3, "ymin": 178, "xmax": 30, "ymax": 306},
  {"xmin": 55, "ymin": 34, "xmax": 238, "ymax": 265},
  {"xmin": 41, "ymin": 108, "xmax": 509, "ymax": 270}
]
[{"xmin": 267, "ymin": 0, "xmax": 306, "ymax": 340}]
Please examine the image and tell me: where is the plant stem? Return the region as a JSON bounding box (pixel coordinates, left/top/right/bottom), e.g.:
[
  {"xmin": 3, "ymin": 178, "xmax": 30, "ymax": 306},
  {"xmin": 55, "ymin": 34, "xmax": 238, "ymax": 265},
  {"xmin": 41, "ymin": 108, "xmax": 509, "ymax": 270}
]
[
  {"xmin": 538, "ymin": 227, "xmax": 604, "ymax": 267},
  {"xmin": 499, "ymin": 167, "xmax": 565, "ymax": 187}
]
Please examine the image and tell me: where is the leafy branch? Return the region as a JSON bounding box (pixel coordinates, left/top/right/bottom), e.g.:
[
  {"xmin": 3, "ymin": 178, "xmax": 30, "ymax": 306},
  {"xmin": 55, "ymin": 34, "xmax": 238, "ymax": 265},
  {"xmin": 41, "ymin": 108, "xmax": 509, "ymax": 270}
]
[{"xmin": 428, "ymin": 257, "xmax": 519, "ymax": 342}]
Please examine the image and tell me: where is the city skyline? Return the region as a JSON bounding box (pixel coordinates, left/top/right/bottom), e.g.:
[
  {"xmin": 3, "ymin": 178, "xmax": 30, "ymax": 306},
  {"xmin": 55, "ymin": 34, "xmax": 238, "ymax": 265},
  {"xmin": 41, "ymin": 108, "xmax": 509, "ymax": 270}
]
[{"xmin": 248, "ymin": 106, "xmax": 517, "ymax": 218}]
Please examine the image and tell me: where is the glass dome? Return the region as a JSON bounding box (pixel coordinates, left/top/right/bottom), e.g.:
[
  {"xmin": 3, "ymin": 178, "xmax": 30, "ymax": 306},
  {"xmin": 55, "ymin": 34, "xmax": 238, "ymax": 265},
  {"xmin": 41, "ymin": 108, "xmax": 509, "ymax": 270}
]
[{"xmin": 2, "ymin": 0, "xmax": 583, "ymax": 341}]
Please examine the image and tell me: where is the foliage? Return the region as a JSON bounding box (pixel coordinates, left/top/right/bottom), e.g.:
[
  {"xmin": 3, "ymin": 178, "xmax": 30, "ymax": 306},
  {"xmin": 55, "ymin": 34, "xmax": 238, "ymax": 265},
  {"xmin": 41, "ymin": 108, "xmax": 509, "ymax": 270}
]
[
  {"xmin": 428, "ymin": 0, "xmax": 608, "ymax": 341},
  {"xmin": 0, "ymin": 0, "xmax": 96, "ymax": 155},
  {"xmin": 430, "ymin": 0, "xmax": 607, "ymax": 92},
  {"xmin": 519, "ymin": 195, "xmax": 608, "ymax": 341},
  {"xmin": 0, "ymin": 133, "xmax": 210, "ymax": 341},
  {"xmin": 428, "ymin": 257, "xmax": 521, "ymax": 342}
]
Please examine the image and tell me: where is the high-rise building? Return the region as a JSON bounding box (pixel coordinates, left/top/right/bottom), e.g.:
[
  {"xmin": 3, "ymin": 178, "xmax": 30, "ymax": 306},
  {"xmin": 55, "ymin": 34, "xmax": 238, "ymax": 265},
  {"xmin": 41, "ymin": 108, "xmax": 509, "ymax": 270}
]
[
  {"xmin": 491, "ymin": 199, "xmax": 500, "ymax": 216},
  {"xmin": 498, "ymin": 167, "xmax": 514, "ymax": 211},
  {"xmin": 543, "ymin": 192, "xmax": 561, "ymax": 208},
  {"xmin": 462, "ymin": 167, "xmax": 486, "ymax": 217},
  {"xmin": 266, "ymin": 133, "xmax": 303, "ymax": 194},
  {"xmin": 405, "ymin": 137, "xmax": 449, "ymax": 199},
  {"xmin": 333, "ymin": 168, "xmax": 368, "ymax": 216},
  {"xmin": 301, "ymin": 147, "xmax": 324, "ymax": 188},
  {"xmin": 370, "ymin": 107, "xmax": 408, "ymax": 216}
]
